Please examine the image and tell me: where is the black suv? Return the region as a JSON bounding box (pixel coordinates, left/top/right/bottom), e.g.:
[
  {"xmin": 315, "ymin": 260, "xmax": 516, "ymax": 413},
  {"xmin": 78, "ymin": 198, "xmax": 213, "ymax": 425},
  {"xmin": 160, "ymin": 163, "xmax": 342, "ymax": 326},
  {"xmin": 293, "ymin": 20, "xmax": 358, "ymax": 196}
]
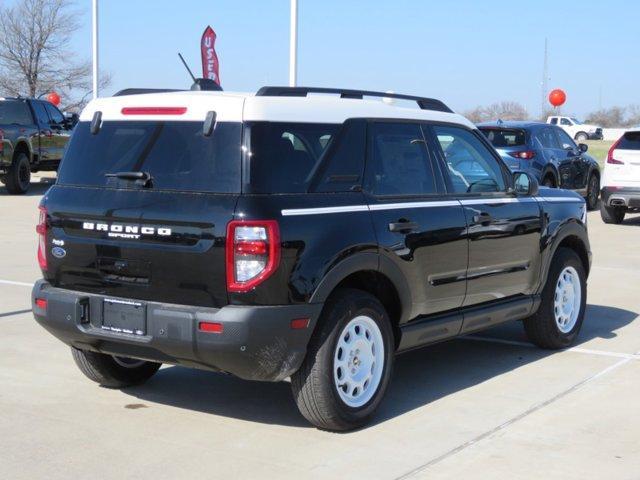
[
  {"xmin": 32, "ymin": 87, "xmax": 591, "ymax": 431},
  {"xmin": 0, "ymin": 97, "xmax": 73, "ymax": 194}
]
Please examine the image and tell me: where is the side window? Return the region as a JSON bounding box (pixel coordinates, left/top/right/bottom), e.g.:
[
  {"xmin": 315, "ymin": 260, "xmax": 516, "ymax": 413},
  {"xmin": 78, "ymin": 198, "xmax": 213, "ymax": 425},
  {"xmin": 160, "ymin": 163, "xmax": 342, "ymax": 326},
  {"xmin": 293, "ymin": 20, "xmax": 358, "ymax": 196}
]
[
  {"xmin": 44, "ymin": 103, "xmax": 65, "ymax": 125},
  {"xmin": 550, "ymin": 118, "xmax": 558, "ymax": 125},
  {"xmin": 367, "ymin": 122, "xmax": 437, "ymax": 196},
  {"xmin": 312, "ymin": 120, "xmax": 365, "ymax": 193},
  {"xmin": 536, "ymin": 127, "xmax": 560, "ymax": 149},
  {"xmin": 560, "ymin": 118, "xmax": 572, "ymax": 126},
  {"xmin": 555, "ymin": 128, "xmax": 577, "ymax": 150},
  {"xmin": 433, "ymin": 125, "xmax": 506, "ymax": 194},
  {"xmin": 31, "ymin": 102, "xmax": 50, "ymax": 126}
]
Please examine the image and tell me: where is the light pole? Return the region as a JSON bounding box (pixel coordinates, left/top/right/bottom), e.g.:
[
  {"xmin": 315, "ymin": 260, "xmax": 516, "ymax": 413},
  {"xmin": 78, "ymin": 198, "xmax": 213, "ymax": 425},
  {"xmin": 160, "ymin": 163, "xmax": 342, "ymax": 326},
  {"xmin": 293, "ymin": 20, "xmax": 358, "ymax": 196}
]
[
  {"xmin": 92, "ymin": 0, "xmax": 99, "ymax": 99},
  {"xmin": 289, "ymin": 0, "xmax": 298, "ymax": 87}
]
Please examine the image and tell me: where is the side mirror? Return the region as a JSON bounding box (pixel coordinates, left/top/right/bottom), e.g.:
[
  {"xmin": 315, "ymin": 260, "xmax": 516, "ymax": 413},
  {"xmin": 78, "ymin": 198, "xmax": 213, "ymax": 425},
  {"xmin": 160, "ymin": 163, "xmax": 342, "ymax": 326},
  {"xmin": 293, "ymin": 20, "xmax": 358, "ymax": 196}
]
[
  {"xmin": 579, "ymin": 143, "xmax": 588, "ymax": 153},
  {"xmin": 513, "ymin": 171, "xmax": 539, "ymax": 196}
]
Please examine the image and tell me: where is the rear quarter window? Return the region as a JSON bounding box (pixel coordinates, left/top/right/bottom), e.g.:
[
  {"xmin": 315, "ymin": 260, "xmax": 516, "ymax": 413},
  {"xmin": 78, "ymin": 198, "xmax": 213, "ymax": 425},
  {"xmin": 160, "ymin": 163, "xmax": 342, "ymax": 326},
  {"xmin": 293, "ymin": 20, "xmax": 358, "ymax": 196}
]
[
  {"xmin": 57, "ymin": 121, "xmax": 241, "ymax": 193},
  {"xmin": 618, "ymin": 132, "xmax": 640, "ymax": 150}
]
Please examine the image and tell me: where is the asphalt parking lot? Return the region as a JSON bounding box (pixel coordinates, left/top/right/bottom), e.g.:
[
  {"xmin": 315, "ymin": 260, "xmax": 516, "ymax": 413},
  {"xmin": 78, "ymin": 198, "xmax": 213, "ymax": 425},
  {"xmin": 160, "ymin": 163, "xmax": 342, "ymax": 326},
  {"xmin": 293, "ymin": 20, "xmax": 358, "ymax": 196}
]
[{"xmin": 1, "ymin": 177, "xmax": 639, "ymax": 480}]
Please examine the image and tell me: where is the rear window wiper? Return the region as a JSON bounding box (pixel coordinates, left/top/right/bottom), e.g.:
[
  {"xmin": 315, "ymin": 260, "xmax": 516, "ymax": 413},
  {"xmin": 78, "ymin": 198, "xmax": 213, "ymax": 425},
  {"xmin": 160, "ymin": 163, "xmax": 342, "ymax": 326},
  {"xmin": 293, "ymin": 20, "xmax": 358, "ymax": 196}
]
[{"xmin": 105, "ymin": 171, "xmax": 153, "ymax": 187}]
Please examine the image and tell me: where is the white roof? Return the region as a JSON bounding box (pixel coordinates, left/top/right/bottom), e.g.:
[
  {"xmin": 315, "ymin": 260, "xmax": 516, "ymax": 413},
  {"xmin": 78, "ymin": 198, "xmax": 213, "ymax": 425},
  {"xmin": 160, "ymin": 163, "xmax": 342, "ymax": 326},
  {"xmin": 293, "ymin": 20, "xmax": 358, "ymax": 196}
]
[{"xmin": 79, "ymin": 90, "xmax": 474, "ymax": 128}]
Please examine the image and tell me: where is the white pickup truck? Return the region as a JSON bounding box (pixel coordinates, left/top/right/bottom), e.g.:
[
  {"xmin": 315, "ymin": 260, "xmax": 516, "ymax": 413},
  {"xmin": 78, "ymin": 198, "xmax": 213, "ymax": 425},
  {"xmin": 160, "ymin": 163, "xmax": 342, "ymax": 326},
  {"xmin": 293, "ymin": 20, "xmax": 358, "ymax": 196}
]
[{"xmin": 546, "ymin": 116, "xmax": 603, "ymax": 142}]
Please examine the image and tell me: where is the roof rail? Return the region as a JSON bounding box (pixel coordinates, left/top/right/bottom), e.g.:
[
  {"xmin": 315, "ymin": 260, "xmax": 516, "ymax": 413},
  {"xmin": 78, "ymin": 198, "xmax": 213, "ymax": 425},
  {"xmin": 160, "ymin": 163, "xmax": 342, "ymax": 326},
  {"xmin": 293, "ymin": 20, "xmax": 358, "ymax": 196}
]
[
  {"xmin": 255, "ymin": 86, "xmax": 453, "ymax": 113},
  {"xmin": 113, "ymin": 88, "xmax": 184, "ymax": 97}
]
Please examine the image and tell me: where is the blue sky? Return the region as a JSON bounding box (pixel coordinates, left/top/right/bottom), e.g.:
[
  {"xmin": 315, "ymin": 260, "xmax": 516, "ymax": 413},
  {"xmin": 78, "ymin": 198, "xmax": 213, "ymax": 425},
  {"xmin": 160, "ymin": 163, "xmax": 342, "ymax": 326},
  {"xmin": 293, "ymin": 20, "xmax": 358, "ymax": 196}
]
[{"xmin": 65, "ymin": 0, "xmax": 638, "ymax": 117}]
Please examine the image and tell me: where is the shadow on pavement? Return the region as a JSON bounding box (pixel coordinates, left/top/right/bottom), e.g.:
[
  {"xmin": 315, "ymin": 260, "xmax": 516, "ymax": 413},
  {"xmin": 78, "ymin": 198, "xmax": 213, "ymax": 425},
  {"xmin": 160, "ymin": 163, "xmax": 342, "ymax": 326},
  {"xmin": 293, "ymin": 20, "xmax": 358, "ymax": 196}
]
[
  {"xmin": 122, "ymin": 303, "xmax": 637, "ymax": 429},
  {"xmin": 0, "ymin": 180, "xmax": 53, "ymax": 197}
]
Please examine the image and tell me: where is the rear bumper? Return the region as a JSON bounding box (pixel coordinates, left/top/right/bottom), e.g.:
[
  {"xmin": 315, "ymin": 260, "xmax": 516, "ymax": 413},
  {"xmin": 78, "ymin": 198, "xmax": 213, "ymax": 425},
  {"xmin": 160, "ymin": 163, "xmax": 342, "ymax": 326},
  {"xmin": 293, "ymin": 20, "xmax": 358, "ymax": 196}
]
[
  {"xmin": 601, "ymin": 187, "xmax": 640, "ymax": 208},
  {"xmin": 587, "ymin": 132, "xmax": 603, "ymax": 140},
  {"xmin": 32, "ymin": 280, "xmax": 323, "ymax": 381}
]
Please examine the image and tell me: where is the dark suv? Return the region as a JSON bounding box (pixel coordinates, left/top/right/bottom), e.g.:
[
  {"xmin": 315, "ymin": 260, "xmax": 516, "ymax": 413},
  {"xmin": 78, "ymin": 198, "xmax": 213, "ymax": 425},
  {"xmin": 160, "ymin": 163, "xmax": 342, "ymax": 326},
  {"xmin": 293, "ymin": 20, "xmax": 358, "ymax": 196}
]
[
  {"xmin": 478, "ymin": 121, "xmax": 601, "ymax": 210},
  {"xmin": 32, "ymin": 87, "xmax": 591, "ymax": 431},
  {"xmin": 0, "ymin": 97, "xmax": 72, "ymax": 194}
]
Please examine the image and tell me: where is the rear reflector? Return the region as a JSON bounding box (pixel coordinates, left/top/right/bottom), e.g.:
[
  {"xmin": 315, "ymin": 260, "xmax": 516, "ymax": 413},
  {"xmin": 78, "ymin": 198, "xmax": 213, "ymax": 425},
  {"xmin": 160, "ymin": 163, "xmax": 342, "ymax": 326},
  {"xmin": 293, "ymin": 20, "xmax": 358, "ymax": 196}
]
[
  {"xmin": 35, "ymin": 298, "xmax": 47, "ymax": 310},
  {"xmin": 121, "ymin": 107, "xmax": 187, "ymax": 116},
  {"xmin": 290, "ymin": 318, "xmax": 310, "ymax": 330},
  {"xmin": 198, "ymin": 321, "xmax": 223, "ymax": 333}
]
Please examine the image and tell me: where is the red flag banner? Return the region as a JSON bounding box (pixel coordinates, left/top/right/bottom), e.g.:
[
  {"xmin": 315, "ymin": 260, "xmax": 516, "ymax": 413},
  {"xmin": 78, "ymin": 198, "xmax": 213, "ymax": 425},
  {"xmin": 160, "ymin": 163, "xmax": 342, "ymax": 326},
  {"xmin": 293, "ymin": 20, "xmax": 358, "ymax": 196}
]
[{"xmin": 201, "ymin": 26, "xmax": 221, "ymax": 86}]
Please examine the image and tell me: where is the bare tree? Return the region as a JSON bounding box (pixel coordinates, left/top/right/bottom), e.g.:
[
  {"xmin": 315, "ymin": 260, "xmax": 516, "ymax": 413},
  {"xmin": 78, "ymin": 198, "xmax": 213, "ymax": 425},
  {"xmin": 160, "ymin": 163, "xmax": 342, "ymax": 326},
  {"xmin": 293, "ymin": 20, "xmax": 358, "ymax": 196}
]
[
  {"xmin": 0, "ymin": 0, "xmax": 110, "ymax": 111},
  {"xmin": 585, "ymin": 107, "xmax": 626, "ymax": 128},
  {"xmin": 463, "ymin": 101, "xmax": 529, "ymax": 123}
]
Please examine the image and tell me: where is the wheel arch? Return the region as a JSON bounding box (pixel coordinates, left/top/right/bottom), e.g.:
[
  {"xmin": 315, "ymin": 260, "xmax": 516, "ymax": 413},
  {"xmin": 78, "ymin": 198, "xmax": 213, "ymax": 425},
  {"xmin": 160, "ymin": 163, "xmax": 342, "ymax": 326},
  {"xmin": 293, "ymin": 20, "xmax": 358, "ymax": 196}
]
[
  {"xmin": 309, "ymin": 253, "xmax": 412, "ymax": 348},
  {"xmin": 539, "ymin": 223, "xmax": 591, "ymax": 293},
  {"xmin": 13, "ymin": 141, "xmax": 32, "ymax": 162},
  {"xmin": 541, "ymin": 164, "xmax": 559, "ymax": 186}
]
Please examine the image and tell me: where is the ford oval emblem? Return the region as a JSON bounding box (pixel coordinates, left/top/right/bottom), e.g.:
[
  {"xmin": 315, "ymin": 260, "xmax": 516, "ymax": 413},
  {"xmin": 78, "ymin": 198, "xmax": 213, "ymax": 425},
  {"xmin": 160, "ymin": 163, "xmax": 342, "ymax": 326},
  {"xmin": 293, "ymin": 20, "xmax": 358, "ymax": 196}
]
[{"xmin": 51, "ymin": 246, "xmax": 66, "ymax": 259}]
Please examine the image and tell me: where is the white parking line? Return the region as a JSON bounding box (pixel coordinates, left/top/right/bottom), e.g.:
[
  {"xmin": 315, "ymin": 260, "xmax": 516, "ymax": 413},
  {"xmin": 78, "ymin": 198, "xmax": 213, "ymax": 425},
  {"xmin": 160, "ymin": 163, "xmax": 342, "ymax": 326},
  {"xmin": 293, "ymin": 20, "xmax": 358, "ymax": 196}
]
[
  {"xmin": 396, "ymin": 355, "xmax": 635, "ymax": 479},
  {"xmin": 464, "ymin": 335, "xmax": 640, "ymax": 360},
  {"xmin": 0, "ymin": 279, "xmax": 34, "ymax": 287}
]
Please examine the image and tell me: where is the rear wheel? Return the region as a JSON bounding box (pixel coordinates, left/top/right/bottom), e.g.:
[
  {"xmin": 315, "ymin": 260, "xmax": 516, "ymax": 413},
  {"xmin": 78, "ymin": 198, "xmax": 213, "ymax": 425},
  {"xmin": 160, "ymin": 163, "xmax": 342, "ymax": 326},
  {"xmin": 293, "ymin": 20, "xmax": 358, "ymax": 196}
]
[
  {"xmin": 4, "ymin": 153, "xmax": 31, "ymax": 194},
  {"xmin": 585, "ymin": 174, "xmax": 599, "ymax": 210},
  {"xmin": 71, "ymin": 347, "xmax": 161, "ymax": 388},
  {"xmin": 575, "ymin": 132, "xmax": 588, "ymax": 142},
  {"xmin": 291, "ymin": 288, "xmax": 394, "ymax": 431},
  {"xmin": 523, "ymin": 248, "xmax": 586, "ymax": 349},
  {"xmin": 600, "ymin": 203, "xmax": 626, "ymax": 224}
]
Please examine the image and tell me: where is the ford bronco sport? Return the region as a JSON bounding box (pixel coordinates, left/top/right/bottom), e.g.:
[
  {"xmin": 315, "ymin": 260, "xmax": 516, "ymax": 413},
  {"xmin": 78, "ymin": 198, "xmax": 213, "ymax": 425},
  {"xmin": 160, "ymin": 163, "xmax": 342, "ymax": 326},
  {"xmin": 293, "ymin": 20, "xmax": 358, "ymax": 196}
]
[{"xmin": 32, "ymin": 86, "xmax": 591, "ymax": 431}]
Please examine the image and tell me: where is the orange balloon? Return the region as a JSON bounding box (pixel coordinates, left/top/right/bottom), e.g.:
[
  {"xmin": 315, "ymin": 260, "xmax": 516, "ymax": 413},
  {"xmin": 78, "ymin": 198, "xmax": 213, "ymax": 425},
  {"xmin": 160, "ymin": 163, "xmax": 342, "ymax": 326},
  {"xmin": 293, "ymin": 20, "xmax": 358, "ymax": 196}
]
[
  {"xmin": 46, "ymin": 92, "xmax": 61, "ymax": 106},
  {"xmin": 548, "ymin": 89, "xmax": 566, "ymax": 107}
]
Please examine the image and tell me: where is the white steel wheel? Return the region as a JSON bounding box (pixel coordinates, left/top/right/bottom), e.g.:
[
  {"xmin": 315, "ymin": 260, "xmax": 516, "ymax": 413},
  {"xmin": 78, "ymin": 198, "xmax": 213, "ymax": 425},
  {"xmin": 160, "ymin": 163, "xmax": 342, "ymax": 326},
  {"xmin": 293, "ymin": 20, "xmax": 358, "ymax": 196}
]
[
  {"xmin": 333, "ymin": 315, "xmax": 385, "ymax": 408},
  {"xmin": 553, "ymin": 266, "xmax": 582, "ymax": 333}
]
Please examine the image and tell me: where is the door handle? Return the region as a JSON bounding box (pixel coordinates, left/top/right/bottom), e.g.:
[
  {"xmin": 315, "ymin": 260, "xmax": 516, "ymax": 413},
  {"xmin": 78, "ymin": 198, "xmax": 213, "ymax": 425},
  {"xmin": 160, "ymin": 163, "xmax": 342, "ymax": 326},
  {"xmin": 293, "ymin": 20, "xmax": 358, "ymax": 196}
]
[
  {"xmin": 472, "ymin": 212, "xmax": 493, "ymax": 225},
  {"xmin": 388, "ymin": 221, "xmax": 419, "ymax": 233}
]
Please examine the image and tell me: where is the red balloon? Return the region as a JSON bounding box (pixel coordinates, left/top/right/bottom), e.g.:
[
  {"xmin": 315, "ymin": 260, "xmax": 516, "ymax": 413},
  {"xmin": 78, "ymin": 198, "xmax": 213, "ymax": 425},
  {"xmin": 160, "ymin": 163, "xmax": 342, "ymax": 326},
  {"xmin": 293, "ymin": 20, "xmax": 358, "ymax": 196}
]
[
  {"xmin": 46, "ymin": 92, "xmax": 61, "ymax": 106},
  {"xmin": 548, "ymin": 89, "xmax": 566, "ymax": 107}
]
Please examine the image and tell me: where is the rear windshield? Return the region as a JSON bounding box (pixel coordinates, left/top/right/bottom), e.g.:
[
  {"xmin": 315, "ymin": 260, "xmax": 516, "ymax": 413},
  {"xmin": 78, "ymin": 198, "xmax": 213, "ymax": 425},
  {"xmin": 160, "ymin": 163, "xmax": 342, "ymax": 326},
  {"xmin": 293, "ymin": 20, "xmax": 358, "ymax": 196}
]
[
  {"xmin": 248, "ymin": 122, "xmax": 340, "ymax": 193},
  {"xmin": 480, "ymin": 128, "xmax": 526, "ymax": 147},
  {"xmin": 57, "ymin": 121, "xmax": 241, "ymax": 193},
  {"xmin": 0, "ymin": 100, "xmax": 33, "ymax": 124},
  {"xmin": 618, "ymin": 131, "xmax": 640, "ymax": 150}
]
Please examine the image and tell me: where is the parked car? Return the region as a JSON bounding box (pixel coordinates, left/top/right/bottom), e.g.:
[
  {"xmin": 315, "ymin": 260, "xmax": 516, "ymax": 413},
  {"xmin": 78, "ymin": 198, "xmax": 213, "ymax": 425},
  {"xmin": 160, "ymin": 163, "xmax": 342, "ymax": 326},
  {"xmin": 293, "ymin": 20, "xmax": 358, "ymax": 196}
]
[
  {"xmin": 600, "ymin": 129, "xmax": 640, "ymax": 223},
  {"xmin": 32, "ymin": 86, "xmax": 591, "ymax": 431},
  {"xmin": 0, "ymin": 97, "xmax": 73, "ymax": 194},
  {"xmin": 546, "ymin": 116, "xmax": 603, "ymax": 141},
  {"xmin": 478, "ymin": 121, "xmax": 601, "ymax": 210}
]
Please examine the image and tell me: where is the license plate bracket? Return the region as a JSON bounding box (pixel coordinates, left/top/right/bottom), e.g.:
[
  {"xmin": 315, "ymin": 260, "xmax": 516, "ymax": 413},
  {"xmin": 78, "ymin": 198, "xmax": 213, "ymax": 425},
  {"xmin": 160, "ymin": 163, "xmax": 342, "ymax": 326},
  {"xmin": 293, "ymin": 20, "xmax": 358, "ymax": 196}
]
[{"xmin": 102, "ymin": 299, "xmax": 146, "ymax": 336}]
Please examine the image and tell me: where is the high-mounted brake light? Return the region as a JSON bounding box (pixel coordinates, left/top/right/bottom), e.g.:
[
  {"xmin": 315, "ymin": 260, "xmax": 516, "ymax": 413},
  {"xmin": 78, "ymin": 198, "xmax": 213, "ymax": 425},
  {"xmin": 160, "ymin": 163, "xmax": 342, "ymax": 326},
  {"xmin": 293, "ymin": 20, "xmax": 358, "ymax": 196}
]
[
  {"xmin": 121, "ymin": 107, "xmax": 187, "ymax": 116},
  {"xmin": 36, "ymin": 205, "xmax": 48, "ymax": 271},
  {"xmin": 226, "ymin": 220, "xmax": 280, "ymax": 293},
  {"xmin": 508, "ymin": 150, "xmax": 536, "ymax": 160},
  {"xmin": 607, "ymin": 137, "xmax": 624, "ymax": 164}
]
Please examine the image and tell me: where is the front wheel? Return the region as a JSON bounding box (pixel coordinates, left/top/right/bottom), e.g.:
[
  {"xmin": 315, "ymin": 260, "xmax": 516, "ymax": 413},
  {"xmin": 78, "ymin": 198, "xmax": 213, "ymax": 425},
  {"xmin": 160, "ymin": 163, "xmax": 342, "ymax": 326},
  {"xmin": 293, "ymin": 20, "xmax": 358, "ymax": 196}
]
[
  {"xmin": 71, "ymin": 347, "xmax": 161, "ymax": 388},
  {"xmin": 291, "ymin": 288, "xmax": 394, "ymax": 431},
  {"xmin": 523, "ymin": 248, "xmax": 586, "ymax": 349}
]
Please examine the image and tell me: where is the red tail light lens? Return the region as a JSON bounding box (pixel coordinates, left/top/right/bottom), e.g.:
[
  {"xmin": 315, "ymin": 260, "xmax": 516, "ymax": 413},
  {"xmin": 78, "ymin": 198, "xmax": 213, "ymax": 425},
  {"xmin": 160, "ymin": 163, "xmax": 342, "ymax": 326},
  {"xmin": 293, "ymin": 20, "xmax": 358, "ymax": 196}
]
[
  {"xmin": 607, "ymin": 137, "xmax": 624, "ymax": 164},
  {"xmin": 226, "ymin": 220, "xmax": 280, "ymax": 293},
  {"xmin": 198, "ymin": 321, "xmax": 223, "ymax": 333},
  {"xmin": 36, "ymin": 205, "xmax": 48, "ymax": 271},
  {"xmin": 0, "ymin": 129, "xmax": 4, "ymax": 153},
  {"xmin": 508, "ymin": 150, "xmax": 536, "ymax": 160}
]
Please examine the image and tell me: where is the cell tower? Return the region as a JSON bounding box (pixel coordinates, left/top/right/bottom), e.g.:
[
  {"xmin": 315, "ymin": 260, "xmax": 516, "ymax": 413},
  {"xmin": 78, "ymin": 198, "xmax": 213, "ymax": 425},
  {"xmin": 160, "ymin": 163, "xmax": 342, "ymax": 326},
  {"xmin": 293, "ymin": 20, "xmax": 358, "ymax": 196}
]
[{"xmin": 541, "ymin": 38, "xmax": 549, "ymax": 116}]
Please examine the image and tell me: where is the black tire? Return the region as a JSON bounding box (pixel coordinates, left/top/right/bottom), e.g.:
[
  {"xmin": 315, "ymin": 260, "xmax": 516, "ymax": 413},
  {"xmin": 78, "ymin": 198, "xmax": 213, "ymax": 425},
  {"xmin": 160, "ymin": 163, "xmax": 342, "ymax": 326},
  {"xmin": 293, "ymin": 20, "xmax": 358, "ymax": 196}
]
[
  {"xmin": 4, "ymin": 153, "xmax": 31, "ymax": 194},
  {"xmin": 71, "ymin": 347, "xmax": 161, "ymax": 388},
  {"xmin": 575, "ymin": 132, "xmax": 588, "ymax": 142},
  {"xmin": 600, "ymin": 202, "xmax": 625, "ymax": 224},
  {"xmin": 291, "ymin": 288, "xmax": 394, "ymax": 431},
  {"xmin": 585, "ymin": 174, "xmax": 599, "ymax": 211},
  {"xmin": 523, "ymin": 248, "xmax": 586, "ymax": 349},
  {"xmin": 542, "ymin": 175, "xmax": 556, "ymax": 188}
]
